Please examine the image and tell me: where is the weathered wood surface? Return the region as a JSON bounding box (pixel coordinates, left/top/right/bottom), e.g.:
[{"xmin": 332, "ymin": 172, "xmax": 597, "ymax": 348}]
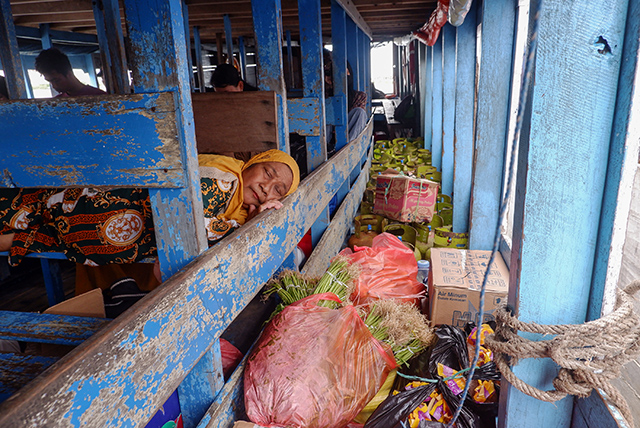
[
  {"xmin": 0, "ymin": 311, "xmax": 109, "ymax": 346},
  {"xmin": 287, "ymin": 97, "xmax": 321, "ymax": 136},
  {"xmin": 0, "ymin": 131, "xmax": 370, "ymax": 427},
  {"xmin": 0, "ymin": 354, "xmax": 59, "ymax": 403},
  {"xmin": 0, "ymin": 92, "xmax": 184, "ymax": 188},
  {"xmin": 192, "ymin": 91, "xmax": 279, "ymax": 154},
  {"xmin": 573, "ymin": 391, "xmax": 624, "ymax": 428},
  {"xmin": 197, "ymin": 358, "xmax": 247, "ymax": 428}
]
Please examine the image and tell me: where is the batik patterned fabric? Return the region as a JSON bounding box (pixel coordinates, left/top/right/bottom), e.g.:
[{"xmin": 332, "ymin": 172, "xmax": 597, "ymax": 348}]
[{"xmin": 0, "ymin": 175, "xmax": 239, "ymax": 266}]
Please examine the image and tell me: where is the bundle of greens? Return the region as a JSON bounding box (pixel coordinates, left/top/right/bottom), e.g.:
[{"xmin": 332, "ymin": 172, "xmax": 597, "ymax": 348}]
[
  {"xmin": 263, "ymin": 257, "xmax": 358, "ymax": 314},
  {"xmin": 363, "ymin": 299, "xmax": 435, "ymax": 366}
]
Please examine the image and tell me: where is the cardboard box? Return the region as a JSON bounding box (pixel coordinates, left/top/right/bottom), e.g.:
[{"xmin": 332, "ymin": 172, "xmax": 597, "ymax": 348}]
[
  {"xmin": 428, "ymin": 249, "xmax": 509, "ymax": 327},
  {"xmin": 373, "ymin": 174, "xmax": 439, "ymax": 223}
]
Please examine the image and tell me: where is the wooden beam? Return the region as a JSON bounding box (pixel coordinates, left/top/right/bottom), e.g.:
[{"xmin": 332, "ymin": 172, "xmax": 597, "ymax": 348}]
[{"xmin": 0, "ymin": 93, "xmax": 185, "ymax": 188}]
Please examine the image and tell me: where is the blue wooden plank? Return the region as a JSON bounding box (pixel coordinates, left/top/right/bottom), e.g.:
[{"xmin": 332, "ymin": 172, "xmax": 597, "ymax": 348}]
[
  {"xmin": 452, "ymin": 3, "xmax": 477, "ymax": 233},
  {"xmin": 0, "ymin": 251, "xmax": 67, "ymax": 260},
  {"xmin": 238, "ymin": 36, "xmax": 247, "ymax": 80},
  {"xmin": 0, "ymin": 0, "xmax": 27, "ymax": 99},
  {"xmin": 193, "ymin": 26, "xmax": 205, "ymax": 92},
  {"xmin": 287, "ymin": 97, "xmax": 320, "ymax": 136},
  {"xmin": 346, "ymin": 17, "xmax": 359, "ymax": 92},
  {"xmin": 331, "ymin": 0, "xmax": 349, "ymax": 151},
  {"xmin": 286, "ymin": 30, "xmax": 294, "ymax": 89},
  {"xmin": 298, "ymin": 0, "xmax": 327, "ymax": 172},
  {"xmin": 0, "ymin": 310, "xmax": 109, "ymax": 345},
  {"xmin": 0, "ymin": 93, "xmax": 186, "ymax": 188},
  {"xmin": 430, "ymin": 38, "xmax": 443, "ymax": 170},
  {"xmin": 39, "ymin": 24, "xmax": 52, "ymax": 49},
  {"xmin": 0, "ymin": 129, "xmax": 371, "ymax": 428},
  {"xmin": 94, "ymin": 0, "xmax": 130, "ymax": 94},
  {"xmin": 468, "ymin": 0, "xmax": 516, "ymax": 250},
  {"xmin": 40, "ymin": 259, "xmax": 65, "ymax": 306},
  {"xmin": 441, "ymin": 23, "xmax": 455, "ymax": 197},
  {"xmin": 588, "ymin": 0, "xmax": 640, "ymax": 321},
  {"xmin": 0, "ymin": 353, "xmax": 59, "ymax": 403},
  {"xmin": 179, "ymin": 342, "xmax": 224, "ymax": 428},
  {"xmin": 16, "ymin": 26, "xmax": 98, "ymax": 45},
  {"xmin": 423, "ymin": 45, "xmax": 432, "ymax": 150},
  {"xmin": 251, "ymin": 0, "xmax": 289, "ymax": 153},
  {"xmin": 504, "ymin": 0, "xmax": 629, "ymax": 426},
  {"xmin": 223, "ymin": 14, "xmax": 233, "ymax": 64},
  {"xmin": 183, "ymin": 2, "xmax": 195, "ymax": 91}
]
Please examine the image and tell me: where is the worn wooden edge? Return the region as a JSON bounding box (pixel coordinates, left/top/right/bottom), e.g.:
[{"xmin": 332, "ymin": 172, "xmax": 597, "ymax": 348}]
[
  {"xmin": 0, "ymin": 127, "xmax": 371, "ymax": 428},
  {"xmin": 0, "ymin": 311, "xmax": 109, "ymax": 346},
  {"xmin": 573, "ymin": 389, "xmax": 628, "ymax": 428},
  {"xmin": 198, "ymin": 357, "xmax": 248, "ymax": 428},
  {"xmin": 0, "ymin": 353, "xmax": 60, "ymax": 402}
]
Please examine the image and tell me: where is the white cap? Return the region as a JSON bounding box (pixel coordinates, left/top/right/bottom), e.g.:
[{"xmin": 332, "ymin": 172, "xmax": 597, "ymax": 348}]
[{"xmin": 417, "ymin": 259, "xmax": 430, "ymax": 268}]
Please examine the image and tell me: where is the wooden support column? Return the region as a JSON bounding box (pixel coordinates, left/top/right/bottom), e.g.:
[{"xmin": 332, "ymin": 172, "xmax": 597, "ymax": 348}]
[
  {"xmin": 452, "ymin": 3, "xmax": 477, "ymax": 233},
  {"xmin": 423, "ymin": 45, "xmax": 432, "ymax": 150},
  {"xmin": 223, "ymin": 14, "xmax": 233, "ymax": 62},
  {"xmin": 502, "ymin": 0, "xmax": 629, "ymax": 426},
  {"xmin": 589, "ymin": 0, "xmax": 640, "ymax": 320},
  {"xmin": 0, "ymin": 0, "xmax": 27, "ymax": 99},
  {"xmin": 183, "ymin": 1, "xmax": 195, "ymax": 91},
  {"xmin": 93, "ymin": 0, "xmax": 129, "ymax": 94},
  {"xmin": 430, "ymin": 38, "xmax": 443, "ymax": 170},
  {"xmin": 238, "ymin": 36, "xmax": 247, "ymax": 80},
  {"xmin": 346, "ymin": 17, "xmax": 359, "ymax": 92},
  {"xmin": 122, "ymin": 2, "xmax": 211, "ymax": 425},
  {"xmin": 216, "ymin": 32, "xmax": 224, "ymax": 64},
  {"xmin": 193, "ymin": 26, "xmax": 205, "ymax": 92},
  {"xmin": 331, "ymin": 0, "xmax": 349, "ymax": 152},
  {"xmin": 252, "ymin": 0, "xmax": 289, "ymax": 153},
  {"xmin": 441, "ymin": 23, "xmax": 456, "ymax": 197},
  {"xmin": 468, "ymin": 0, "xmax": 516, "ymax": 250},
  {"xmin": 286, "ymin": 29, "xmax": 294, "ymax": 89}
]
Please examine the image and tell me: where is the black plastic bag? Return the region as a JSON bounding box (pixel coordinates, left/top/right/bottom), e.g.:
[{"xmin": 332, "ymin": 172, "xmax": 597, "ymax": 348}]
[
  {"xmin": 364, "ymin": 383, "xmax": 437, "ymax": 428},
  {"xmin": 429, "ymin": 325, "xmax": 470, "ymax": 374}
]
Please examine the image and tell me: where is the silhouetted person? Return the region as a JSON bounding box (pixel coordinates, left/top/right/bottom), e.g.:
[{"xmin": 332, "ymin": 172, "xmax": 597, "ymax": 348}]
[{"xmin": 35, "ymin": 48, "xmax": 105, "ymax": 97}]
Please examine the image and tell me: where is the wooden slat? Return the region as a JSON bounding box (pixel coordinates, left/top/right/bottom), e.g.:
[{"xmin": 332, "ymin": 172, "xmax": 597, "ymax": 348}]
[
  {"xmin": 0, "ymin": 353, "xmax": 59, "ymax": 403},
  {"xmin": 0, "ymin": 92, "xmax": 185, "ymax": 188},
  {"xmin": 192, "ymin": 91, "xmax": 278, "ymax": 154},
  {"xmin": 0, "ymin": 311, "xmax": 109, "ymax": 345},
  {"xmin": 0, "ymin": 130, "xmax": 370, "ymax": 427}
]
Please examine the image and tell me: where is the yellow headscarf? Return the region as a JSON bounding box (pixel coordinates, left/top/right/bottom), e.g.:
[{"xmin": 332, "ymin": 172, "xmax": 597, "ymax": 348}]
[{"xmin": 198, "ymin": 149, "xmax": 300, "ymax": 225}]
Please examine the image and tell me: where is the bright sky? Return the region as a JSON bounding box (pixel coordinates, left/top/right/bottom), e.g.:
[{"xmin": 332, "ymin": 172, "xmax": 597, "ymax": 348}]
[{"xmin": 371, "ymin": 42, "xmax": 394, "ymax": 94}]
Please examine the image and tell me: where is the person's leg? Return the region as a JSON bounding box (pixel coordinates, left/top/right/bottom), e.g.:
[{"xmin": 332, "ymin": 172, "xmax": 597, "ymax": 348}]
[{"xmin": 0, "ymin": 233, "xmax": 14, "ymax": 251}]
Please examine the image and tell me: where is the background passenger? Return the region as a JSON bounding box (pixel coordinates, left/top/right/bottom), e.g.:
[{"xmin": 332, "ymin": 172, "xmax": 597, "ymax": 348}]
[
  {"xmin": 211, "ymin": 63, "xmax": 257, "ymax": 92},
  {"xmin": 35, "ymin": 48, "xmax": 105, "ymax": 97}
]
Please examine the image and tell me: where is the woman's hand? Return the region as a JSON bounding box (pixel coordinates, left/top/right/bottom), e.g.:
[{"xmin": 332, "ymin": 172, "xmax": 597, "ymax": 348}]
[{"xmin": 246, "ymin": 200, "xmax": 284, "ymax": 220}]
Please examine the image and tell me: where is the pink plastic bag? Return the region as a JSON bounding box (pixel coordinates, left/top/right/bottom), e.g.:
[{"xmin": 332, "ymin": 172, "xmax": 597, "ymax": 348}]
[
  {"xmin": 244, "ymin": 293, "xmax": 397, "ymax": 428},
  {"xmin": 340, "ymin": 233, "xmax": 425, "ymax": 306},
  {"xmin": 220, "ymin": 338, "xmax": 243, "ymax": 378}
]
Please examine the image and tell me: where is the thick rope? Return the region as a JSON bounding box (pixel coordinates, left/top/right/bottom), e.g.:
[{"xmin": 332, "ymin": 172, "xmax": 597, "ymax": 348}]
[{"xmin": 486, "ymin": 280, "xmax": 640, "ymax": 426}]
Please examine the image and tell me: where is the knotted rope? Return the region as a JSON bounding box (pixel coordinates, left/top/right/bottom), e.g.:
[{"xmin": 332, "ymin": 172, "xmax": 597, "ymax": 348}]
[{"xmin": 486, "ymin": 280, "xmax": 640, "ymax": 426}]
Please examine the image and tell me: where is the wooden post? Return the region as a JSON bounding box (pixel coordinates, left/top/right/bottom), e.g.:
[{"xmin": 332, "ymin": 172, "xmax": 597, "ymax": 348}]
[
  {"xmin": 502, "ymin": 0, "xmax": 629, "ymax": 426},
  {"xmin": 430, "ymin": 38, "xmax": 443, "ymax": 170},
  {"xmin": 93, "ymin": 0, "xmax": 129, "ymax": 94},
  {"xmin": 286, "ymin": 29, "xmax": 294, "ymax": 89},
  {"xmin": 468, "ymin": 0, "xmax": 516, "ymax": 250},
  {"xmin": 0, "ymin": 0, "xmax": 27, "ymax": 99},
  {"xmin": 193, "ymin": 26, "xmax": 205, "ymax": 92},
  {"xmin": 183, "ymin": 1, "xmax": 195, "ymax": 91},
  {"xmin": 238, "ymin": 36, "xmax": 247, "ymax": 80},
  {"xmin": 223, "ymin": 14, "xmax": 233, "ymax": 63},
  {"xmin": 331, "ymin": 0, "xmax": 349, "ymax": 152},
  {"xmin": 452, "ymin": 3, "xmax": 477, "ymax": 233},
  {"xmin": 423, "ymin": 45, "xmax": 432, "ymax": 150},
  {"xmin": 251, "ymin": 0, "xmax": 289, "ymax": 153},
  {"xmin": 441, "ymin": 23, "xmax": 456, "ymax": 197}
]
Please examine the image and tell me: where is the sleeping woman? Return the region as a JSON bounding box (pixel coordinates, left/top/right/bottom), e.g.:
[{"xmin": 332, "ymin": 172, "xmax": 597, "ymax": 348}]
[{"xmin": 0, "ymin": 150, "xmax": 300, "ymax": 268}]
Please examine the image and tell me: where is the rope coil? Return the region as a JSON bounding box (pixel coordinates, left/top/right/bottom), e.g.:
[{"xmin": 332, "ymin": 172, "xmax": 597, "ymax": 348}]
[{"xmin": 486, "ymin": 280, "xmax": 640, "ymax": 426}]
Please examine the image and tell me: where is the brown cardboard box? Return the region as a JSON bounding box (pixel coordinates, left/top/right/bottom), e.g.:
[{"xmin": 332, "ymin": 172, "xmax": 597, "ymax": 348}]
[{"xmin": 428, "ymin": 249, "xmax": 509, "ymax": 327}]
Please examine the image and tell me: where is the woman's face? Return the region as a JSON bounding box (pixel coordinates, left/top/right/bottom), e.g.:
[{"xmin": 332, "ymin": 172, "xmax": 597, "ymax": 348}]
[{"xmin": 242, "ymin": 161, "xmax": 294, "ymax": 208}]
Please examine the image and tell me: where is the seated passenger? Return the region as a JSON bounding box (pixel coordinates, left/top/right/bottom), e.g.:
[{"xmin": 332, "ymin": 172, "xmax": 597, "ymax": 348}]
[
  {"xmin": 211, "ymin": 63, "xmax": 258, "ymax": 92},
  {"xmin": 0, "ymin": 150, "xmax": 300, "ymax": 267},
  {"xmin": 35, "ymin": 48, "xmax": 106, "ymax": 97}
]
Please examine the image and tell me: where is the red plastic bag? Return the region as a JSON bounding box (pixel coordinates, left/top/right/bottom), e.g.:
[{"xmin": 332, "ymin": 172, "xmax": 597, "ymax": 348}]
[
  {"xmin": 414, "ymin": 0, "xmax": 450, "ymax": 46},
  {"xmin": 220, "ymin": 338, "xmax": 243, "ymax": 378},
  {"xmin": 340, "ymin": 233, "xmax": 425, "ymax": 306},
  {"xmin": 244, "ymin": 293, "xmax": 397, "ymax": 428}
]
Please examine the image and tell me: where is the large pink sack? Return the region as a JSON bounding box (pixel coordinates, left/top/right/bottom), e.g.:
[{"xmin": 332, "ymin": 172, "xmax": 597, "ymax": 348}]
[
  {"xmin": 340, "ymin": 232, "xmax": 425, "ymax": 306},
  {"xmin": 244, "ymin": 293, "xmax": 397, "ymax": 428}
]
